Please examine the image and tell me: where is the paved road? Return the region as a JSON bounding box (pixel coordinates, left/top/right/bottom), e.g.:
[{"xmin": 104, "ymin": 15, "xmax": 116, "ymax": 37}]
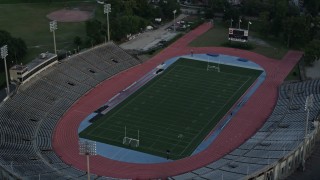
[{"xmin": 120, "ymin": 14, "xmax": 187, "ymax": 51}]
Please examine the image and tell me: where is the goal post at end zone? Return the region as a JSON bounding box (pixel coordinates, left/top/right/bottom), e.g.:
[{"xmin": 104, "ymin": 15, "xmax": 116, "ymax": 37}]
[{"xmin": 123, "ymin": 126, "xmax": 140, "ymax": 147}]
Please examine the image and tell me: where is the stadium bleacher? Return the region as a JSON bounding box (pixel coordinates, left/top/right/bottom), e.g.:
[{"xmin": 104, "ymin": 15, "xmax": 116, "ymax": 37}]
[
  {"xmin": 0, "ymin": 41, "xmax": 319, "ymax": 179},
  {"xmin": 171, "ymin": 80, "xmax": 320, "ymax": 180},
  {"xmin": 0, "ymin": 42, "xmax": 141, "ymax": 179}
]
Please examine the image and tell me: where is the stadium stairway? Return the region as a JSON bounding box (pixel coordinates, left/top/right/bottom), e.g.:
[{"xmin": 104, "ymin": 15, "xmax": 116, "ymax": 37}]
[
  {"xmin": 171, "ymin": 80, "xmax": 320, "ymax": 180},
  {"xmin": 0, "ymin": 42, "xmax": 141, "ymax": 179}
]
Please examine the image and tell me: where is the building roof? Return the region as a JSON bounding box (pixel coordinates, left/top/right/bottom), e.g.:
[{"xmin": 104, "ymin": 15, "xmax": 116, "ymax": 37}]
[{"xmin": 26, "ymin": 52, "xmax": 57, "ymax": 70}]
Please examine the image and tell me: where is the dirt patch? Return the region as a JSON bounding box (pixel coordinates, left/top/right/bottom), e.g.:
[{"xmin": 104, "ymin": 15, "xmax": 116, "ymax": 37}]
[{"xmin": 47, "ymin": 9, "xmax": 93, "ymax": 22}]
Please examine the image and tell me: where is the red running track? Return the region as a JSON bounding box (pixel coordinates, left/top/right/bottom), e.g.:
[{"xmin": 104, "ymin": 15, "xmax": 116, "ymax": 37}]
[{"xmin": 53, "ymin": 22, "xmax": 303, "ymax": 179}]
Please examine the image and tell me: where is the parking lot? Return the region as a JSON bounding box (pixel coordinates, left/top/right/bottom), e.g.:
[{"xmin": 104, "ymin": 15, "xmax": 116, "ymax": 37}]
[{"xmin": 120, "ymin": 14, "xmax": 187, "ymax": 51}]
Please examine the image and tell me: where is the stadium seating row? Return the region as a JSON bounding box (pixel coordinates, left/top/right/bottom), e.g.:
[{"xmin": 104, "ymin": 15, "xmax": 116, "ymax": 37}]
[
  {"xmin": 171, "ymin": 80, "xmax": 320, "ymax": 180},
  {"xmin": 0, "ymin": 42, "xmax": 140, "ymax": 179}
]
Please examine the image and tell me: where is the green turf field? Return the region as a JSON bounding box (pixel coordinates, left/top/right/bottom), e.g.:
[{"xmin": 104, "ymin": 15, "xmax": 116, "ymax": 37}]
[{"xmin": 79, "ymin": 58, "xmax": 262, "ymax": 160}]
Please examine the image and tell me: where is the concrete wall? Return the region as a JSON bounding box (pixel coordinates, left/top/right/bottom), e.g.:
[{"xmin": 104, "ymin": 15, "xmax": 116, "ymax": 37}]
[{"xmin": 248, "ymin": 121, "xmax": 319, "ymax": 180}]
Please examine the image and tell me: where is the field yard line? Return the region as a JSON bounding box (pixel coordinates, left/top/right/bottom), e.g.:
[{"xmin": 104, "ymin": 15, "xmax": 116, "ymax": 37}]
[
  {"xmin": 92, "ymin": 126, "xmax": 192, "ymax": 146},
  {"xmin": 164, "ymin": 70, "xmax": 250, "ymax": 85},
  {"xmin": 158, "ymin": 78, "xmax": 239, "ymax": 95},
  {"xmin": 171, "ymin": 66, "xmax": 253, "ymax": 79},
  {"xmin": 87, "ymin": 65, "xmax": 182, "ymax": 135},
  {"xmin": 178, "ymin": 75, "xmax": 252, "ymax": 156},
  {"xmin": 97, "ymin": 118, "xmax": 198, "ymax": 137},
  {"xmin": 148, "ymin": 127, "xmax": 168, "ymax": 149},
  {"xmin": 95, "ymin": 119, "xmax": 197, "ymax": 142},
  {"xmin": 118, "ymin": 66, "xmax": 189, "ymax": 131},
  {"xmin": 168, "ymin": 82, "xmax": 214, "ymax": 153}
]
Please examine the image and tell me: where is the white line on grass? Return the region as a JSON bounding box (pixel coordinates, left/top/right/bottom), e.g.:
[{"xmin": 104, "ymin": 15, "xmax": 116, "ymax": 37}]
[{"xmin": 178, "ymin": 75, "xmax": 252, "ymax": 156}]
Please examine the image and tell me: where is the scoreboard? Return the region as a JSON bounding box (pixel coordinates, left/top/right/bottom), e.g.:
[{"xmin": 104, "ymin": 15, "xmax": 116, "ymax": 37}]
[{"xmin": 228, "ymin": 28, "xmax": 248, "ymax": 42}]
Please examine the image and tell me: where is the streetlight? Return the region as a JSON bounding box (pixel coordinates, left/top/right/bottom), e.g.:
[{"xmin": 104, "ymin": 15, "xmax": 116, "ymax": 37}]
[
  {"xmin": 49, "ymin": 21, "xmax": 57, "ymax": 54},
  {"xmin": 104, "ymin": 4, "xmax": 111, "ymax": 42},
  {"xmin": 1, "ymin": 45, "xmax": 10, "ymax": 97},
  {"xmin": 173, "ymin": 9, "xmax": 177, "ymax": 32},
  {"xmin": 247, "ymin": 21, "xmax": 252, "ymax": 31},
  {"xmin": 79, "ymin": 140, "xmax": 97, "ymax": 180},
  {"xmin": 302, "ymin": 94, "xmax": 314, "ymax": 171},
  {"xmin": 238, "ymin": 18, "xmax": 242, "ymax": 29},
  {"xmin": 230, "ymin": 18, "xmax": 233, "ymax": 28}
]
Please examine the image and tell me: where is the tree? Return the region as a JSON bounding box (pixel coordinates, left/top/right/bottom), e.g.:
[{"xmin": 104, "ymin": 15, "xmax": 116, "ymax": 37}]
[
  {"xmin": 283, "ymin": 16, "xmax": 310, "ymax": 48},
  {"xmin": 305, "ymin": 0, "xmax": 320, "ymax": 16},
  {"xmin": 0, "ymin": 30, "xmax": 27, "ymax": 70},
  {"xmin": 134, "ymin": 0, "xmax": 155, "ymax": 20},
  {"xmin": 109, "ymin": 15, "xmax": 147, "ymax": 41},
  {"xmin": 73, "ymin": 36, "xmax": 82, "ymax": 47},
  {"xmin": 304, "ymin": 40, "xmax": 320, "ymax": 65},
  {"xmin": 123, "ymin": 0, "xmax": 136, "ymax": 16},
  {"xmin": 85, "ymin": 20, "xmax": 103, "ymax": 45},
  {"xmin": 208, "ymin": 0, "xmax": 229, "ymax": 12},
  {"xmin": 258, "ymin": 11, "xmax": 271, "ymax": 37},
  {"xmin": 223, "ymin": 6, "xmax": 240, "ymax": 22},
  {"xmin": 241, "ymin": 0, "xmax": 269, "ymax": 16},
  {"xmin": 309, "ymin": 16, "xmax": 320, "ymax": 40},
  {"xmin": 270, "ymin": 0, "xmax": 288, "ymax": 37},
  {"xmin": 158, "ymin": 0, "xmax": 180, "ymax": 20}
]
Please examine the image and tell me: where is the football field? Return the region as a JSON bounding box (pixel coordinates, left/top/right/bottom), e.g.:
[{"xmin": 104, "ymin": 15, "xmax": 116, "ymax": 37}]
[{"xmin": 79, "ymin": 58, "xmax": 262, "ymax": 160}]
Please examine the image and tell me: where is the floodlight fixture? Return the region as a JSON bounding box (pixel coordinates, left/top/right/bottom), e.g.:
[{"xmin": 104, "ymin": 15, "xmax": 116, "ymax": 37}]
[
  {"xmin": 1, "ymin": 45, "xmax": 8, "ymax": 59},
  {"xmin": 79, "ymin": 140, "xmax": 97, "ymax": 180},
  {"xmin": 247, "ymin": 21, "xmax": 252, "ymax": 31},
  {"xmin": 49, "ymin": 20, "xmax": 57, "ymax": 32}
]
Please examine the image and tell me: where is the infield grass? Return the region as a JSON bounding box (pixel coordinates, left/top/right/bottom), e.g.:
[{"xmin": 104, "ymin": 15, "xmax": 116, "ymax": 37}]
[{"xmin": 79, "ymin": 58, "xmax": 262, "ymax": 160}]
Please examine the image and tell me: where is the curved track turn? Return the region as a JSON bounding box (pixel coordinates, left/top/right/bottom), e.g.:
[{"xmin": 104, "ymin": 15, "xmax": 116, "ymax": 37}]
[{"xmin": 53, "ymin": 22, "xmax": 303, "ymax": 179}]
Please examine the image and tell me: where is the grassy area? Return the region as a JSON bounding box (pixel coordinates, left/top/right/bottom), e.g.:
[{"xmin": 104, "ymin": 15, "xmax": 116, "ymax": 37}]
[
  {"xmin": 79, "ymin": 58, "xmax": 262, "ymax": 160},
  {"xmin": 189, "ymin": 21, "xmax": 288, "ymax": 60},
  {"xmin": 189, "ymin": 22, "xmax": 227, "ymax": 47},
  {"xmin": 285, "ymin": 63, "xmax": 301, "ymax": 81},
  {"xmin": 0, "ymin": 2, "xmax": 93, "ymax": 62},
  {"xmin": 0, "ymin": 1, "xmax": 103, "ymax": 87}
]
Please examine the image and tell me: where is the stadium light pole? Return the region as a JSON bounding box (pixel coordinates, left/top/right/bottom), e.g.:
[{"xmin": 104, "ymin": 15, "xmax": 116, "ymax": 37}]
[
  {"xmin": 303, "ymin": 94, "xmax": 314, "ymax": 171},
  {"xmin": 104, "ymin": 4, "xmax": 111, "ymax": 42},
  {"xmin": 79, "ymin": 140, "xmax": 97, "ymax": 180},
  {"xmin": 173, "ymin": 10, "xmax": 177, "ymax": 32},
  {"xmin": 1, "ymin": 45, "xmax": 10, "ymax": 97},
  {"xmin": 49, "ymin": 21, "xmax": 58, "ymax": 54},
  {"xmin": 247, "ymin": 21, "xmax": 252, "ymax": 31}
]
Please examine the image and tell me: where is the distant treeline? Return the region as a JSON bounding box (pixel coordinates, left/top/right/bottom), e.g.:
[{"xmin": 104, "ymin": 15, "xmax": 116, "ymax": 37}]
[{"xmin": 0, "ymin": 0, "xmax": 95, "ymax": 4}]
